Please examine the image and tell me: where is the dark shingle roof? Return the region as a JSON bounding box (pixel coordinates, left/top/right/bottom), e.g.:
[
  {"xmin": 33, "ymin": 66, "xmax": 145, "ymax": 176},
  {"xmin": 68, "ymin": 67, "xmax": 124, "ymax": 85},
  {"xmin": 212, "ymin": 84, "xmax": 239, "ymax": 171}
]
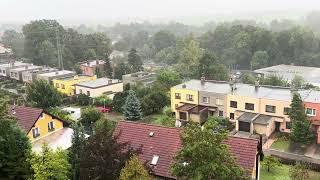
[
  {"xmin": 10, "ymin": 106, "xmax": 43, "ymax": 133},
  {"xmin": 237, "ymin": 112, "xmax": 258, "ymax": 122},
  {"xmin": 114, "ymin": 121, "xmax": 258, "ymax": 179},
  {"xmin": 254, "ymin": 115, "xmax": 273, "ymax": 125}
]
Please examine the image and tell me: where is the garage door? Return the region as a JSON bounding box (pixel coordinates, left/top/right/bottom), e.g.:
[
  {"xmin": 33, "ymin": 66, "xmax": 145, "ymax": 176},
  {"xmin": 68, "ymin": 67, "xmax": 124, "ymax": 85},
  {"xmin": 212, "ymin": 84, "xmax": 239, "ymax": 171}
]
[{"xmin": 239, "ymin": 121, "xmax": 250, "ymax": 132}]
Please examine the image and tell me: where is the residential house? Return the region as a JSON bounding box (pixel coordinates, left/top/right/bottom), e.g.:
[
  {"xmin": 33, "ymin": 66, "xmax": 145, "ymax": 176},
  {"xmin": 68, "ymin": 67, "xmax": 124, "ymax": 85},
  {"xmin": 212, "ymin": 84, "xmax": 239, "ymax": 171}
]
[
  {"xmin": 21, "ymin": 67, "xmax": 57, "ymax": 83},
  {"xmin": 74, "ymin": 78, "xmax": 123, "ymax": 98},
  {"xmin": 80, "ymin": 60, "xmax": 105, "ymax": 76},
  {"xmin": 0, "ymin": 61, "xmax": 29, "ymax": 77},
  {"xmin": 37, "ymin": 70, "xmax": 76, "ymax": 83},
  {"xmin": 122, "ymin": 71, "xmax": 157, "ymax": 87},
  {"xmin": 9, "ymin": 65, "xmax": 43, "ymax": 81},
  {"xmin": 62, "ymin": 107, "xmax": 81, "ymax": 121},
  {"xmin": 171, "ymin": 78, "xmax": 320, "ymax": 141},
  {"xmin": 9, "ymin": 106, "xmax": 72, "ymax": 152},
  {"xmin": 114, "ymin": 121, "xmax": 261, "ymax": 179},
  {"xmin": 53, "ymin": 75, "xmax": 97, "ymax": 96},
  {"xmin": 0, "ymin": 43, "xmax": 12, "ymax": 57}
]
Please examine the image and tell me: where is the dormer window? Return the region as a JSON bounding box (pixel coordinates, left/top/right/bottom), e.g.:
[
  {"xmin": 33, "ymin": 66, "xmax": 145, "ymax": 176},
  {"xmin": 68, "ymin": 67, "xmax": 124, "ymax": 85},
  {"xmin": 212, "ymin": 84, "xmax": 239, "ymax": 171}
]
[
  {"xmin": 32, "ymin": 127, "xmax": 40, "ymax": 138},
  {"xmin": 40, "ymin": 113, "xmax": 44, "ymax": 119},
  {"xmin": 151, "ymin": 155, "xmax": 159, "ymax": 165}
]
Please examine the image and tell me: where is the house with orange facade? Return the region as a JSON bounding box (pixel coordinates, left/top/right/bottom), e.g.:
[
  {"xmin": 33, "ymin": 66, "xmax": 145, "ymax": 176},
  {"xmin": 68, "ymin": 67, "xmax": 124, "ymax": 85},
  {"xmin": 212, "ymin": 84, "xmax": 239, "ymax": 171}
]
[
  {"xmin": 10, "ymin": 106, "xmax": 73, "ymax": 152},
  {"xmin": 80, "ymin": 60, "xmax": 106, "ymax": 76}
]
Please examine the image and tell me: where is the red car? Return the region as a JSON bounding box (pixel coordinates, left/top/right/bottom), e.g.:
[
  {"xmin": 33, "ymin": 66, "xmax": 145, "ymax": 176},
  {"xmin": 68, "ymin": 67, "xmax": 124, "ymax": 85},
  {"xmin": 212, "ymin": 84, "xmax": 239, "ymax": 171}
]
[{"xmin": 96, "ymin": 106, "xmax": 112, "ymax": 113}]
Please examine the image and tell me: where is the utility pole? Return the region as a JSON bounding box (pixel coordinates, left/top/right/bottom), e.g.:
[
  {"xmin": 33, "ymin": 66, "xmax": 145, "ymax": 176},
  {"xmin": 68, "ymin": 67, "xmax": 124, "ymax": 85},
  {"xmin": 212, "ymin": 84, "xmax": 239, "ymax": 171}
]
[{"xmin": 55, "ymin": 28, "xmax": 64, "ymax": 70}]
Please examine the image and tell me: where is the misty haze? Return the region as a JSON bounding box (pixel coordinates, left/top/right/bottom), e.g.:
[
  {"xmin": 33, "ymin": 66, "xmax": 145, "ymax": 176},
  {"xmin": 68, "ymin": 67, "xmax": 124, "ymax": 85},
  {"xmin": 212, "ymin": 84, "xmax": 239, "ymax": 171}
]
[{"xmin": 1, "ymin": 1, "xmax": 320, "ymax": 180}]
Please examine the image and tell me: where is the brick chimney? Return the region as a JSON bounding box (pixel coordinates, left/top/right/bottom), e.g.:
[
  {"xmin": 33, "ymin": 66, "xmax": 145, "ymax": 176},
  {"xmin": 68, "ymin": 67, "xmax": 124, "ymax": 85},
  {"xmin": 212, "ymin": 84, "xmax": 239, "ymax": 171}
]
[{"xmin": 200, "ymin": 73, "xmax": 205, "ymax": 85}]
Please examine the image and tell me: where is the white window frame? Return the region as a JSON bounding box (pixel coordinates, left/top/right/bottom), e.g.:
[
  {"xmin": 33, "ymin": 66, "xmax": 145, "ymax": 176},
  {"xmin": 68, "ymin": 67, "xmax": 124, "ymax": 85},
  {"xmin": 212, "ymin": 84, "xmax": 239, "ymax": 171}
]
[
  {"xmin": 186, "ymin": 94, "xmax": 193, "ymax": 101},
  {"xmin": 306, "ymin": 108, "xmax": 316, "ymax": 116},
  {"xmin": 216, "ymin": 99, "xmax": 223, "ymax": 106},
  {"xmin": 32, "ymin": 127, "xmax": 40, "ymax": 138},
  {"xmin": 48, "ymin": 121, "xmax": 55, "ymax": 131},
  {"xmin": 202, "ymin": 97, "xmax": 209, "ymax": 104}
]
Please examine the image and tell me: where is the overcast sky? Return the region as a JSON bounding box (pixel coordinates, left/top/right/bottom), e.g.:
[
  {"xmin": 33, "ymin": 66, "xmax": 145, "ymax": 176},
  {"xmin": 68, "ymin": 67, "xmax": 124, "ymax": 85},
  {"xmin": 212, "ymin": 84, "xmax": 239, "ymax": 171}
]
[{"xmin": 2, "ymin": 0, "xmax": 320, "ymax": 23}]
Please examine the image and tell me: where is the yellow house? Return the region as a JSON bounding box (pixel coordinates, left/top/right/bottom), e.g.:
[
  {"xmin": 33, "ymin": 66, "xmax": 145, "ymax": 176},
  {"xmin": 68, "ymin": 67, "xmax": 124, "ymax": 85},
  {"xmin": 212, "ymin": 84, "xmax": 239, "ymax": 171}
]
[
  {"xmin": 53, "ymin": 75, "xmax": 97, "ymax": 96},
  {"xmin": 10, "ymin": 106, "xmax": 68, "ymax": 141},
  {"xmin": 10, "ymin": 106, "xmax": 74, "ymax": 152}
]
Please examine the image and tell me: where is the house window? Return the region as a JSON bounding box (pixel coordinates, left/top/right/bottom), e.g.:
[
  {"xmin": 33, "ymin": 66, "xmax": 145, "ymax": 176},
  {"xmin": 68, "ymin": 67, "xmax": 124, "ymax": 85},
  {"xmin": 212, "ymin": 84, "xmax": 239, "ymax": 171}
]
[
  {"xmin": 87, "ymin": 91, "xmax": 90, "ymax": 96},
  {"xmin": 306, "ymin": 108, "xmax": 316, "ymax": 116},
  {"xmin": 230, "ymin": 101, "xmax": 237, "ymax": 108},
  {"xmin": 40, "ymin": 113, "xmax": 44, "ymax": 119},
  {"xmin": 56, "ymin": 83, "xmax": 60, "ymax": 88},
  {"xmin": 186, "ymin": 94, "xmax": 193, "ymax": 101},
  {"xmin": 218, "ymin": 111, "xmax": 223, "ymax": 117},
  {"xmin": 266, "ymin": 105, "xmax": 276, "ymax": 113},
  {"xmin": 284, "ymin": 107, "xmax": 291, "ymax": 115},
  {"xmin": 48, "ymin": 121, "xmax": 55, "ymax": 131},
  {"xmin": 61, "ymin": 84, "xmax": 65, "ymax": 89},
  {"xmin": 230, "ymin": 113, "xmax": 235, "ymax": 120},
  {"xmin": 245, "ymin": 103, "xmax": 254, "ymax": 110},
  {"xmin": 175, "ymin": 93, "xmax": 181, "ymax": 99},
  {"xmin": 216, "ymin": 99, "xmax": 223, "ymax": 106},
  {"xmin": 286, "ymin": 122, "xmax": 291, "ymax": 129},
  {"xmin": 202, "ymin": 97, "xmax": 209, "ymax": 104},
  {"xmin": 32, "ymin": 128, "xmax": 40, "ymax": 138}
]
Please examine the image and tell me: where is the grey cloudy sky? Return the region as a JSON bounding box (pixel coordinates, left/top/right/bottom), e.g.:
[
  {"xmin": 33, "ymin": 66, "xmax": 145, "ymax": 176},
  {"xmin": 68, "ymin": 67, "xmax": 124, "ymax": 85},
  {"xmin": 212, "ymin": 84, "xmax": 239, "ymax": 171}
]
[{"xmin": 1, "ymin": 0, "xmax": 320, "ymax": 23}]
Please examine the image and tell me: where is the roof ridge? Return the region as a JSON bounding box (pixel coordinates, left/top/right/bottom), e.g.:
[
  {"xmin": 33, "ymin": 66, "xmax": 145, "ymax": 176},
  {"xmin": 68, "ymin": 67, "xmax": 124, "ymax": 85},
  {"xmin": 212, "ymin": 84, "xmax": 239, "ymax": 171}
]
[
  {"xmin": 228, "ymin": 135, "xmax": 259, "ymax": 142},
  {"xmin": 119, "ymin": 120, "xmax": 179, "ymax": 130}
]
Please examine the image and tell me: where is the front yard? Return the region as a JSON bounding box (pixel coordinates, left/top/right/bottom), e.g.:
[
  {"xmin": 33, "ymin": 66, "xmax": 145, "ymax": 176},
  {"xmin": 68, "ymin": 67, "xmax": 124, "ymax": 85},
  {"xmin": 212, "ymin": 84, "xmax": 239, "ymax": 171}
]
[
  {"xmin": 271, "ymin": 135, "xmax": 309, "ymax": 155},
  {"xmin": 261, "ymin": 164, "xmax": 320, "ymax": 180}
]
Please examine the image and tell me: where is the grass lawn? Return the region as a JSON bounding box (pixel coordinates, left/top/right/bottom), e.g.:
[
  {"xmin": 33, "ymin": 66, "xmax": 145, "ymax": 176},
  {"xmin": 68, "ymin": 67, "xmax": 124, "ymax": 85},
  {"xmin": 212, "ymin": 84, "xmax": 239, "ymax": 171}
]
[
  {"xmin": 261, "ymin": 164, "xmax": 320, "ymax": 180},
  {"xmin": 271, "ymin": 137, "xmax": 290, "ymax": 151},
  {"xmin": 271, "ymin": 137, "xmax": 309, "ymax": 154}
]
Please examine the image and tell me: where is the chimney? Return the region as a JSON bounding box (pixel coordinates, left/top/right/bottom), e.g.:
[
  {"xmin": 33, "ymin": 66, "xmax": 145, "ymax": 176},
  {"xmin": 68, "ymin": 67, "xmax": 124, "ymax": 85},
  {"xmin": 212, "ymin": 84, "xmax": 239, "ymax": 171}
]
[
  {"xmin": 108, "ymin": 79, "xmax": 112, "ymax": 84},
  {"xmin": 25, "ymin": 66, "xmax": 28, "ymax": 70},
  {"xmin": 182, "ymin": 84, "xmax": 186, "ymax": 88},
  {"xmin": 87, "ymin": 61, "xmax": 90, "ymax": 66},
  {"xmin": 55, "ymin": 71, "xmax": 59, "ymax": 75},
  {"xmin": 96, "ymin": 60, "xmax": 99, "ymax": 65},
  {"xmin": 200, "ymin": 73, "xmax": 205, "ymax": 85},
  {"xmin": 254, "ymin": 80, "xmax": 260, "ymax": 91},
  {"xmin": 73, "ymin": 75, "xmax": 79, "ymax": 80}
]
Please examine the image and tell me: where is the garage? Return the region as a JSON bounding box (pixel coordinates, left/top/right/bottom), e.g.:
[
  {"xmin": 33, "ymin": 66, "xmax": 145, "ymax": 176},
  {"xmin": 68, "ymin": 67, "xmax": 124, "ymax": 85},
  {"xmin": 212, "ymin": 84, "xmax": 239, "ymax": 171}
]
[{"xmin": 239, "ymin": 121, "xmax": 251, "ymax": 132}]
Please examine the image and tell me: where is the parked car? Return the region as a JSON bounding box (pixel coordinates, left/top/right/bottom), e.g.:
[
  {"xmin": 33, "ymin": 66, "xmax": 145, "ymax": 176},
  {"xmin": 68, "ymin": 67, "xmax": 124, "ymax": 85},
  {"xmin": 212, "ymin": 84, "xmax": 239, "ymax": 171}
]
[{"xmin": 96, "ymin": 106, "xmax": 112, "ymax": 113}]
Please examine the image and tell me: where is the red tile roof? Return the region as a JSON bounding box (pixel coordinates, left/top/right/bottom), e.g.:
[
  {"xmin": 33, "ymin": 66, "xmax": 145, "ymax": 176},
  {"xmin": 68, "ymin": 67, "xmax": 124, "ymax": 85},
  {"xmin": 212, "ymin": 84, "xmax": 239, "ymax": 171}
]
[
  {"xmin": 114, "ymin": 121, "xmax": 181, "ymax": 179},
  {"xmin": 114, "ymin": 121, "xmax": 259, "ymax": 179},
  {"xmin": 9, "ymin": 106, "xmax": 43, "ymax": 133},
  {"xmin": 224, "ymin": 136, "xmax": 258, "ymax": 174}
]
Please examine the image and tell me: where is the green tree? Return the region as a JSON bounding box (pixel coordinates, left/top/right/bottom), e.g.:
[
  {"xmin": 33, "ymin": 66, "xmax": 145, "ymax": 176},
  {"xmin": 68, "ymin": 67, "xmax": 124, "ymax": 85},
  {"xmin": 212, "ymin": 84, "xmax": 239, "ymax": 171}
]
[
  {"xmin": 289, "ymin": 93, "xmax": 314, "ymax": 143},
  {"xmin": 261, "ymin": 75, "xmax": 289, "ymax": 87},
  {"xmin": 104, "ymin": 54, "xmax": 113, "ymax": 78},
  {"xmin": 84, "ymin": 48, "xmax": 97, "ymax": 60},
  {"xmin": 119, "ymin": 155, "xmax": 150, "ymax": 180},
  {"xmin": 26, "ymin": 79, "xmax": 62, "ymax": 109},
  {"xmin": 262, "ymin": 156, "xmax": 281, "ymax": 172},
  {"xmin": 128, "ymin": 48, "xmax": 143, "ymax": 73},
  {"xmin": 112, "ymin": 91, "xmax": 129, "ymax": 113},
  {"xmin": 251, "ymin": 51, "xmax": 269, "ymax": 70},
  {"xmin": 47, "ymin": 107, "xmax": 73, "ymax": 123},
  {"xmin": 179, "ymin": 39, "xmax": 203, "ymax": 73},
  {"xmin": 38, "ymin": 40, "xmax": 57, "ymax": 66},
  {"xmin": 76, "ymin": 94, "xmax": 91, "ymax": 106},
  {"xmin": 114, "ymin": 62, "xmax": 130, "ymax": 80},
  {"xmin": 198, "ymin": 52, "xmax": 230, "ymax": 81},
  {"xmin": 242, "ymin": 73, "xmax": 256, "ymax": 84},
  {"xmin": 291, "ymin": 75, "xmax": 305, "ymax": 89},
  {"xmin": 141, "ymin": 90, "xmax": 169, "ymax": 115},
  {"xmin": 171, "ymin": 118, "xmax": 246, "ymax": 179},
  {"xmin": 123, "ymin": 90, "xmax": 143, "ymax": 121},
  {"xmin": 1, "ymin": 30, "xmax": 24, "ymax": 58},
  {"xmin": 152, "ymin": 30, "xmax": 176, "ymax": 51},
  {"xmin": 154, "ymin": 106, "xmax": 175, "ymax": 127},
  {"xmin": 80, "ymin": 107, "xmax": 103, "ymax": 132},
  {"xmin": 289, "ymin": 162, "xmax": 310, "ymax": 180},
  {"xmin": 70, "ymin": 122, "xmax": 86, "ymax": 180},
  {"xmin": 30, "ymin": 144, "xmax": 71, "ymax": 180},
  {"xmin": 0, "ymin": 102, "xmax": 32, "ymax": 179},
  {"xmin": 156, "ymin": 70, "xmax": 181, "ymax": 90},
  {"xmin": 79, "ymin": 120, "xmax": 132, "ymax": 179}
]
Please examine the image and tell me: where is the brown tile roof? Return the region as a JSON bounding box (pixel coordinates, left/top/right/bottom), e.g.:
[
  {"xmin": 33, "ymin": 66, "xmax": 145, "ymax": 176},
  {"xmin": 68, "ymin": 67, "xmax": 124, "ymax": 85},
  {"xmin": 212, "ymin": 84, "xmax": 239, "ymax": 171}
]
[
  {"xmin": 9, "ymin": 106, "xmax": 43, "ymax": 133},
  {"xmin": 224, "ymin": 136, "xmax": 258, "ymax": 174},
  {"xmin": 114, "ymin": 121, "xmax": 259, "ymax": 179},
  {"xmin": 114, "ymin": 121, "xmax": 181, "ymax": 179}
]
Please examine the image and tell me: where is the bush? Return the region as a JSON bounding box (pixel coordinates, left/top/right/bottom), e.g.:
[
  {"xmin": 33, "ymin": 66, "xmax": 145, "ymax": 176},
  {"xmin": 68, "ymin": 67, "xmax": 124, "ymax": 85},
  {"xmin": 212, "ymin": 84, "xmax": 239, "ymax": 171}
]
[{"xmin": 94, "ymin": 95, "xmax": 112, "ymax": 107}]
